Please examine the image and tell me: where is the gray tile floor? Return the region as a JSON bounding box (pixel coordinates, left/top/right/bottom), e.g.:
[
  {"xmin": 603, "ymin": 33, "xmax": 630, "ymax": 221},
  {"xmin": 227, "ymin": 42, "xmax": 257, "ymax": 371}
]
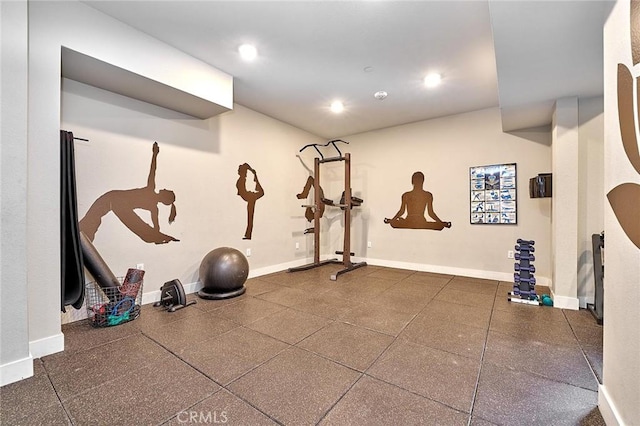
[{"xmin": 1, "ymin": 265, "xmax": 605, "ymax": 425}]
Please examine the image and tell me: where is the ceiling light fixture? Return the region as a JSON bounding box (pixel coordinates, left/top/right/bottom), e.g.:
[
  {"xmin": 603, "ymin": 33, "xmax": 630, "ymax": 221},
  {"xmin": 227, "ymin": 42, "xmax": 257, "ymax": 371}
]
[
  {"xmin": 424, "ymin": 73, "xmax": 442, "ymax": 88},
  {"xmin": 330, "ymin": 101, "xmax": 344, "ymax": 113},
  {"xmin": 374, "ymin": 91, "xmax": 388, "ymax": 100},
  {"xmin": 238, "ymin": 44, "xmax": 257, "ymax": 61}
]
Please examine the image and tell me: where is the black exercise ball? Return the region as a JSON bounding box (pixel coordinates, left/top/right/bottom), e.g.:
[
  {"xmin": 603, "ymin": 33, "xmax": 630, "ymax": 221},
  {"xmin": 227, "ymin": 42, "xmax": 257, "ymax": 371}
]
[{"xmin": 197, "ymin": 247, "xmax": 248, "ymax": 300}]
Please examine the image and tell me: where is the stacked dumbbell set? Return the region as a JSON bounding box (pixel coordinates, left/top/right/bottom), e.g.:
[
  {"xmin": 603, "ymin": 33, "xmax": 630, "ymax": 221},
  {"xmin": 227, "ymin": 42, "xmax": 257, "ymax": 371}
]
[{"xmin": 508, "ymin": 239, "xmax": 542, "ymax": 306}]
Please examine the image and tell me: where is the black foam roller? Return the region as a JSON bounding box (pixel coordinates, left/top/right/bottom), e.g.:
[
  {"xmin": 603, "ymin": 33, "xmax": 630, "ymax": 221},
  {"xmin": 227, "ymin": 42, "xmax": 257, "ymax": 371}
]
[{"xmin": 80, "ymin": 231, "xmax": 120, "ymax": 291}]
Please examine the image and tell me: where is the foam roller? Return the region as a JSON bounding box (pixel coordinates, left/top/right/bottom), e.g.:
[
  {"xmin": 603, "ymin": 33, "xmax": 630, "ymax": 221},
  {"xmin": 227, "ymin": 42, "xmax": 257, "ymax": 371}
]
[{"xmin": 80, "ymin": 231, "xmax": 120, "ymax": 291}]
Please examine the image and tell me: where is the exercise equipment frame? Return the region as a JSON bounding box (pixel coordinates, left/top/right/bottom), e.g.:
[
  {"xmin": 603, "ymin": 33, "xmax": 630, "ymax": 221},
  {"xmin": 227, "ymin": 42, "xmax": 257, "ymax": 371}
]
[
  {"xmin": 289, "ymin": 142, "xmax": 366, "ymax": 280},
  {"xmin": 587, "ymin": 232, "xmax": 604, "ymax": 324}
]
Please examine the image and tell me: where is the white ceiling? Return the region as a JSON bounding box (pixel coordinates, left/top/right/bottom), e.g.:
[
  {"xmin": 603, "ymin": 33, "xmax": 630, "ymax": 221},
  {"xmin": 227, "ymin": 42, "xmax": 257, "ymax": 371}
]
[{"xmin": 83, "ymin": 1, "xmax": 613, "ymax": 139}]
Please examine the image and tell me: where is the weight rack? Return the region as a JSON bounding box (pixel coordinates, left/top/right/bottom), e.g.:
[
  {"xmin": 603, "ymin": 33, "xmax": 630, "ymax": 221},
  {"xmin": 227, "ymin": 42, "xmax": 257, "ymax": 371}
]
[{"xmin": 508, "ymin": 239, "xmax": 540, "ymax": 305}]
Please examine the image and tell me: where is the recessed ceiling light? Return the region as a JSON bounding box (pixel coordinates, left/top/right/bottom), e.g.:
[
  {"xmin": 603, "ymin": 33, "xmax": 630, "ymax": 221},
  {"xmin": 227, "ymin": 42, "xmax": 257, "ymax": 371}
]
[
  {"xmin": 424, "ymin": 73, "xmax": 442, "ymax": 88},
  {"xmin": 374, "ymin": 91, "xmax": 388, "ymax": 100},
  {"xmin": 364, "ymin": 66, "xmax": 374, "ymax": 73},
  {"xmin": 330, "ymin": 101, "xmax": 344, "ymax": 113},
  {"xmin": 238, "ymin": 44, "xmax": 257, "ymax": 61}
]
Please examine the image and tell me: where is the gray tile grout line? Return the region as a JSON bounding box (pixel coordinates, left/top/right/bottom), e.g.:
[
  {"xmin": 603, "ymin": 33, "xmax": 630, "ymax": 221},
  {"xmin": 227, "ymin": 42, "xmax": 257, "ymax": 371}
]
[
  {"xmin": 466, "ymin": 281, "xmax": 500, "ymax": 426},
  {"xmin": 259, "ymin": 267, "xmax": 406, "ymax": 424},
  {"xmin": 54, "ymin": 332, "xmax": 212, "ymax": 425},
  {"xmin": 312, "ymin": 372, "xmax": 365, "ymax": 425},
  {"xmin": 352, "ymin": 373, "xmax": 471, "ymax": 418},
  {"xmin": 213, "ymin": 297, "xmax": 397, "ymax": 425},
  {"xmin": 464, "ymin": 297, "xmax": 603, "ymax": 426},
  {"xmin": 52, "ymin": 323, "xmax": 143, "ymax": 358},
  {"xmin": 311, "ymin": 271, "xmax": 439, "ymax": 425},
  {"xmin": 313, "ymin": 273, "xmax": 469, "ymax": 425},
  {"xmin": 49, "ymin": 344, "xmax": 202, "ymax": 425},
  {"xmin": 213, "ymin": 301, "xmax": 382, "ymax": 426},
  {"xmin": 483, "ymin": 308, "xmax": 603, "ymax": 393},
  {"xmin": 178, "ymin": 293, "xmax": 352, "ymax": 426},
  {"xmin": 139, "ymin": 326, "xmax": 288, "ymax": 425},
  {"xmin": 131, "ymin": 329, "xmax": 228, "ymax": 420},
  {"xmin": 562, "ymin": 309, "xmax": 604, "ymax": 386},
  {"xmin": 139, "ymin": 279, "xmax": 368, "ymax": 424},
  {"xmin": 49, "ymin": 269, "xmax": 602, "ymax": 425},
  {"xmin": 45, "ymin": 331, "xmax": 172, "ymax": 401},
  {"xmin": 474, "ymin": 334, "xmax": 602, "ymax": 393},
  {"xmin": 156, "ymin": 290, "xmax": 596, "ymax": 425},
  {"xmin": 39, "ymin": 369, "xmax": 77, "ymax": 426}
]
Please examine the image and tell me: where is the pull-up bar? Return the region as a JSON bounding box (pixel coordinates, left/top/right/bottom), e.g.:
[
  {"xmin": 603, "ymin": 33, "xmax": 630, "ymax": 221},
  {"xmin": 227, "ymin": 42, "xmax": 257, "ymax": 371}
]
[{"xmin": 299, "ymin": 139, "xmax": 348, "ymax": 160}]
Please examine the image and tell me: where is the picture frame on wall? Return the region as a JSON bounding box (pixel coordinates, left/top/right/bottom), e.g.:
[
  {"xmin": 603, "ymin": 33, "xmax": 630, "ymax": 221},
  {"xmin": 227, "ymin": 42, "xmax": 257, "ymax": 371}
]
[{"xmin": 469, "ymin": 163, "xmax": 517, "ymax": 224}]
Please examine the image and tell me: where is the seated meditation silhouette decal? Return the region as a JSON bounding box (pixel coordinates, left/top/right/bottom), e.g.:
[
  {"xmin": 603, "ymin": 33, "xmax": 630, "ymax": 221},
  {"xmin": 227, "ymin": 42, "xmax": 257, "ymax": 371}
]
[
  {"xmin": 384, "ymin": 171, "xmax": 452, "ymax": 230},
  {"xmin": 79, "ymin": 142, "xmax": 179, "ymax": 244}
]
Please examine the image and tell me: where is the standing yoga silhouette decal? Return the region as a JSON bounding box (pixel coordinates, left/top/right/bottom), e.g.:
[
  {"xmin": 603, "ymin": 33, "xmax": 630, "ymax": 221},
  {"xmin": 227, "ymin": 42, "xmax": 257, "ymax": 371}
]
[
  {"xmin": 79, "ymin": 142, "xmax": 179, "ymax": 244},
  {"xmin": 236, "ymin": 163, "xmax": 265, "ymax": 240},
  {"xmin": 384, "ymin": 171, "xmax": 452, "ymax": 230}
]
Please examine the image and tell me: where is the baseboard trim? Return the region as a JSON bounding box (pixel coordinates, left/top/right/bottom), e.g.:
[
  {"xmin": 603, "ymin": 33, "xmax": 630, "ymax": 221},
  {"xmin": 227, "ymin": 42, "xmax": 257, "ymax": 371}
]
[
  {"xmin": 550, "ymin": 293, "xmax": 580, "ymax": 310},
  {"xmin": 141, "ymin": 257, "xmax": 315, "ymax": 303},
  {"xmin": 578, "ymin": 295, "xmax": 594, "ymax": 309},
  {"xmin": 29, "ymin": 332, "xmax": 64, "ymax": 359},
  {"xmin": 362, "ymin": 257, "xmax": 551, "ymax": 285},
  {"xmin": 249, "ymin": 258, "xmax": 315, "ymax": 278},
  {"xmin": 0, "ymin": 354, "xmax": 34, "ymax": 387},
  {"xmin": 140, "ymin": 257, "xmax": 553, "ymax": 302},
  {"xmin": 598, "ymin": 384, "xmax": 624, "ymax": 426}
]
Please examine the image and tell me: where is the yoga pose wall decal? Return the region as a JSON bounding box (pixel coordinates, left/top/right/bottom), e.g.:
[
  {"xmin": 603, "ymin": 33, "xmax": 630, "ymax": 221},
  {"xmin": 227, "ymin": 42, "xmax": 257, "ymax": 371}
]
[
  {"xmin": 384, "ymin": 171, "xmax": 451, "ymax": 230},
  {"xmin": 79, "ymin": 142, "xmax": 179, "ymax": 244},
  {"xmin": 236, "ymin": 163, "xmax": 265, "ymax": 240},
  {"xmin": 609, "ymin": 2, "xmax": 640, "ymax": 249},
  {"xmin": 297, "ymin": 176, "xmax": 326, "ymax": 222}
]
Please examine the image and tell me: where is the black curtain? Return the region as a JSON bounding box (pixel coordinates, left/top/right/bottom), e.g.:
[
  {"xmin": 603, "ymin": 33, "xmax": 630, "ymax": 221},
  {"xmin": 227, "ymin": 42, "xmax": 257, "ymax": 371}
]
[{"xmin": 61, "ymin": 130, "xmax": 85, "ymax": 311}]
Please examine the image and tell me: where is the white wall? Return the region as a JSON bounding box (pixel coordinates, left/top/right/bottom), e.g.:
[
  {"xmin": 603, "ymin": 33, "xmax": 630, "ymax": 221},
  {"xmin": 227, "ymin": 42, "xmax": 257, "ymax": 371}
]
[
  {"xmin": 550, "ymin": 96, "xmax": 604, "ymax": 310},
  {"xmin": 551, "ymin": 97, "xmax": 580, "ymax": 309},
  {"xmin": 25, "ymin": 0, "xmax": 281, "ymax": 361},
  {"xmin": 577, "ymin": 96, "xmax": 604, "ymax": 308},
  {"xmin": 63, "ymin": 93, "xmax": 555, "ymax": 302},
  {"xmin": 11, "ymin": 0, "xmax": 599, "ymax": 390},
  {"xmin": 62, "ymin": 79, "xmax": 320, "ymax": 308},
  {"xmin": 0, "ymin": 0, "xmax": 32, "ymax": 387},
  {"xmin": 338, "ymin": 108, "xmax": 552, "ymax": 282},
  {"xmin": 601, "ymin": 1, "xmax": 640, "ymax": 423}
]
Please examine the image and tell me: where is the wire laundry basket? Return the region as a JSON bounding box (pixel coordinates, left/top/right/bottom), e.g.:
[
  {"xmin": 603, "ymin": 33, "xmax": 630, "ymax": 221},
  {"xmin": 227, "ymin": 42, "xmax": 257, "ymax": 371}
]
[{"xmin": 85, "ymin": 277, "xmax": 142, "ymax": 327}]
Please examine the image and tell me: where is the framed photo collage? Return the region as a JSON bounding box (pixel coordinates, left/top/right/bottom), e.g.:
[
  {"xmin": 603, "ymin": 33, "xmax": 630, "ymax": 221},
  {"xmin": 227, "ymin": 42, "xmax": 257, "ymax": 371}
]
[{"xmin": 470, "ymin": 163, "xmax": 517, "ymax": 224}]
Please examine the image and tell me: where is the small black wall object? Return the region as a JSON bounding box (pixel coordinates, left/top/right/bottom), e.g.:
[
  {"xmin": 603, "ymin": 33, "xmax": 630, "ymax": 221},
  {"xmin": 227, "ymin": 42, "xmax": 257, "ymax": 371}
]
[
  {"xmin": 529, "ymin": 174, "xmax": 552, "ymax": 198},
  {"xmin": 153, "ymin": 279, "xmax": 196, "ymax": 312}
]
